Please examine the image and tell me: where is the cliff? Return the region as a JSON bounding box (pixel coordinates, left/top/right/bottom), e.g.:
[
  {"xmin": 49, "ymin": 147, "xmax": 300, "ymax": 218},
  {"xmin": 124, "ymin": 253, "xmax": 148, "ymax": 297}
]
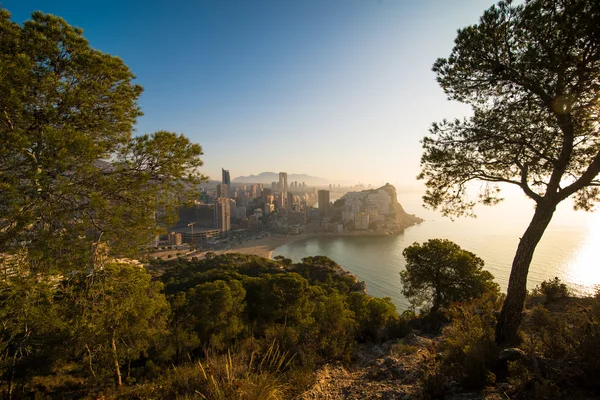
[
  {"xmin": 379, "ymin": 183, "xmax": 424, "ymax": 230},
  {"xmin": 337, "ymin": 183, "xmax": 423, "ymax": 232}
]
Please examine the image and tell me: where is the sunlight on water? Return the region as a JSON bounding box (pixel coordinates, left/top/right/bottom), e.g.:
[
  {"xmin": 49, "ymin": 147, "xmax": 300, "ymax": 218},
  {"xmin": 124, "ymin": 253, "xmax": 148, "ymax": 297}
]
[{"xmin": 563, "ymin": 211, "xmax": 600, "ymax": 295}]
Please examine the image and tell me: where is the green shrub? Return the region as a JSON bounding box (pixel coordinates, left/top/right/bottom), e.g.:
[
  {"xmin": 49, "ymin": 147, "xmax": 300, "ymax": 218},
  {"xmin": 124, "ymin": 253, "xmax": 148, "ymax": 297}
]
[
  {"xmin": 347, "ymin": 293, "xmax": 407, "ymax": 342},
  {"xmin": 419, "ymin": 290, "xmax": 502, "ymax": 393},
  {"xmin": 512, "ymin": 295, "xmax": 600, "ymax": 395},
  {"xmin": 507, "ymin": 361, "xmax": 562, "ymax": 400},
  {"xmin": 536, "ymin": 277, "xmax": 569, "ymax": 302},
  {"xmin": 441, "ymin": 300, "xmax": 498, "ymax": 389},
  {"xmin": 419, "ymin": 360, "xmax": 452, "ymax": 400}
]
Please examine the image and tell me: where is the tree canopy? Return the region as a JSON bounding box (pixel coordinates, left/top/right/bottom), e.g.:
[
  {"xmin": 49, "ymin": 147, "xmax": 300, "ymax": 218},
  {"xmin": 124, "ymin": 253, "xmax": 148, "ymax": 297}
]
[
  {"xmin": 400, "ymin": 239, "xmax": 498, "ymax": 314},
  {"xmin": 420, "ymin": 0, "xmax": 600, "ymax": 343},
  {"xmin": 0, "ymin": 10, "xmax": 205, "ymax": 273}
]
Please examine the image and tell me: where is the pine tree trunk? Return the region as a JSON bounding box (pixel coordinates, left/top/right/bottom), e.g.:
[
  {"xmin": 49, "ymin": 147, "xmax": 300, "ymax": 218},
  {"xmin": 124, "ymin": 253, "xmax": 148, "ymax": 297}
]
[
  {"xmin": 111, "ymin": 334, "xmax": 122, "ymax": 387},
  {"xmin": 495, "ymin": 202, "xmax": 556, "ymax": 345}
]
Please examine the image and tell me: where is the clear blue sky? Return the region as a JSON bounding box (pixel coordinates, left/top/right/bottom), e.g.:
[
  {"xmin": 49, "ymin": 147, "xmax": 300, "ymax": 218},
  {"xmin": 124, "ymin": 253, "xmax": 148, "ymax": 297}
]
[{"xmin": 4, "ymin": 0, "xmax": 496, "ymax": 184}]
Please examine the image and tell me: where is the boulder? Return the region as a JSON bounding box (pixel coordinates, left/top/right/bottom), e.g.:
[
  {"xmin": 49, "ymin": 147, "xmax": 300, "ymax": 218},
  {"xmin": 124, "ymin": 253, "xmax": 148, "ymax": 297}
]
[{"xmin": 498, "ymin": 348, "xmax": 526, "ymax": 362}]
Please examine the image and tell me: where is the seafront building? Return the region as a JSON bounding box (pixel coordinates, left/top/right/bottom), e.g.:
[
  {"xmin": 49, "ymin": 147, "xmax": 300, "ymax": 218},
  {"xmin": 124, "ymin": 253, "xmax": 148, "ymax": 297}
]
[{"xmin": 318, "ymin": 190, "xmax": 330, "ymax": 217}]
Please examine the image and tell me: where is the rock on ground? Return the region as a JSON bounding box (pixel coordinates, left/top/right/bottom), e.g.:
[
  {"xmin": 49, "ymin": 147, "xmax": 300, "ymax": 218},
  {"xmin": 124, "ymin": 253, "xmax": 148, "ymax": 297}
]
[{"xmin": 301, "ymin": 335, "xmax": 435, "ymax": 400}]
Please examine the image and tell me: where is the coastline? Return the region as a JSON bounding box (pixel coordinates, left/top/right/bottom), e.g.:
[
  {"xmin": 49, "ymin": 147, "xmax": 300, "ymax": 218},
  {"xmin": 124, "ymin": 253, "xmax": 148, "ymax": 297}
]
[
  {"xmin": 212, "ymin": 233, "xmax": 318, "ymax": 259},
  {"xmin": 212, "ymin": 225, "xmax": 423, "ymax": 260}
]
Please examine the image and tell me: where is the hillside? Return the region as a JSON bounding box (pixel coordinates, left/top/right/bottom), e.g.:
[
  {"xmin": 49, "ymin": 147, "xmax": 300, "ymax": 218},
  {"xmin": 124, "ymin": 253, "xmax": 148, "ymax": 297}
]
[{"xmin": 4, "ymin": 250, "xmax": 599, "ymax": 399}]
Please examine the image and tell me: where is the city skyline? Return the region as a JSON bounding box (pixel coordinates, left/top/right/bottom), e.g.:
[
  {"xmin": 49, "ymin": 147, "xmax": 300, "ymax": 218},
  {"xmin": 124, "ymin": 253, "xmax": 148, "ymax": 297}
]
[{"xmin": 4, "ymin": 0, "xmax": 493, "ymax": 185}]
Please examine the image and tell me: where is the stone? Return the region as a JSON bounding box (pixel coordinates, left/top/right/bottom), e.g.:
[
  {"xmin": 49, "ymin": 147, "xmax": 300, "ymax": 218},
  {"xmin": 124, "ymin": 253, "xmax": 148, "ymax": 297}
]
[{"xmin": 498, "ymin": 348, "xmax": 526, "ymax": 361}]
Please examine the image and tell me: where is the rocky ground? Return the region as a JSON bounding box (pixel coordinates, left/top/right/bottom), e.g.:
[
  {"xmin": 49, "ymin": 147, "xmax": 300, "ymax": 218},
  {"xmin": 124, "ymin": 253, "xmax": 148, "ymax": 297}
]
[
  {"xmin": 301, "ymin": 334, "xmax": 434, "ymax": 400},
  {"xmin": 301, "ymin": 333, "xmax": 509, "ymax": 400}
]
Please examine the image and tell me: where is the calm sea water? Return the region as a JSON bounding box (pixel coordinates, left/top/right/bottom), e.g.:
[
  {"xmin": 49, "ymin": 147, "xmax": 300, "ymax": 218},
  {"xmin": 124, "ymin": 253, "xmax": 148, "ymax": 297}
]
[{"xmin": 273, "ymin": 189, "xmax": 600, "ymax": 311}]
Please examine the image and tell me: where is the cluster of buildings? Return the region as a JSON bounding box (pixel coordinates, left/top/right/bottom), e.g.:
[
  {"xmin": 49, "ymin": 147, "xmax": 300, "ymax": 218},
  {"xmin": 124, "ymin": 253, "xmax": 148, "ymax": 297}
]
[
  {"xmin": 152, "ymin": 170, "xmax": 407, "ymax": 250},
  {"xmin": 154, "ymin": 169, "xmax": 333, "ymax": 249}
]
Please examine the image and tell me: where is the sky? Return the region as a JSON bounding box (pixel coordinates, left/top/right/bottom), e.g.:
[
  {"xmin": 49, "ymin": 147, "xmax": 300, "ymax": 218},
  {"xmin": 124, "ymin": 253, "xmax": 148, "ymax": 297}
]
[{"xmin": 4, "ymin": 0, "xmax": 497, "ymax": 185}]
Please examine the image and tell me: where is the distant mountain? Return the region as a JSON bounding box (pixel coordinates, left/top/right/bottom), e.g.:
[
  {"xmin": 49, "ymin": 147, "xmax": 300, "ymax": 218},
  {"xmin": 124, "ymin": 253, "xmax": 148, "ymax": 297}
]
[{"xmin": 232, "ymin": 172, "xmax": 329, "ymax": 185}]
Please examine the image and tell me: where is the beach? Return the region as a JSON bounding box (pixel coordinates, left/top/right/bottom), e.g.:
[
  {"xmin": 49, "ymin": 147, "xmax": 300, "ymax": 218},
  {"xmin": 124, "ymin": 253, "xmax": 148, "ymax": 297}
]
[{"xmin": 212, "ymin": 234, "xmax": 312, "ymax": 259}]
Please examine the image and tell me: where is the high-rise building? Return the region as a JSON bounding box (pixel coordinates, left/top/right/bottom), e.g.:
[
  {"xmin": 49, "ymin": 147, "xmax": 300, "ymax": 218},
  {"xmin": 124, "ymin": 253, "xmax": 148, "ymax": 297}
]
[
  {"xmin": 197, "ymin": 204, "xmax": 216, "ymax": 227},
  {"xmin": 222, "ymin": 168, "xmax": 230, "ymax": 185},
  {"xmin": 214, "ymin": 198, "xmax": 231, "ymax": 233},
  {"xmin": 237, "ymin": 191, "xmax": 249, "ymax": 208},
  {"xmin": 168, "ymin": 232, "xmax": 183, "ymax": 246},
  {"xmin": 287, "ymin": 193, "xmax": 294, "ymax": 210},
  {"xmin": 318, "ymin": 190, "xmax": 330, "ymax": 217},
  {"xmin": 217, "ymin": 183, "xmax": 228, "ymax": 198},
  {"xmin": 271, "ymin": 182, "xmax": 278, "ymax": 191},
  {"xmin": 279, "ymin": 172, "xmax": 288, "ymax": 193},
  {"xmin": 276, "ymin": 194, "xmax": 285, "ymax": 209}
]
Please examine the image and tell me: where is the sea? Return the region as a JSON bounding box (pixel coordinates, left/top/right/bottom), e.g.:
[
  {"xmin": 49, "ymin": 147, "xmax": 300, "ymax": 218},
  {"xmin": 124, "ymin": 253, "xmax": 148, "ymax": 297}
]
[{"xmin": 272, "ymin": 188, "xmax": 600, "ymax": 311}]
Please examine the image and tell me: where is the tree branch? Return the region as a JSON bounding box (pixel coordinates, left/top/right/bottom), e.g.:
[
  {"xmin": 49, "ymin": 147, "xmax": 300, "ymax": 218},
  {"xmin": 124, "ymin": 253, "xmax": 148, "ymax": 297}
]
[{"xmin": 559, "ymin": 150, "xmax": 600, "ymax": 200}]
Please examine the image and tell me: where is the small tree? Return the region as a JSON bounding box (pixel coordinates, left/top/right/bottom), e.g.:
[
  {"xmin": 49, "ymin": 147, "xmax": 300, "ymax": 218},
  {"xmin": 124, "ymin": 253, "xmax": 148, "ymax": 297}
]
[
  {"xmin": 420, "ymin": 0, "xmax": 600, "ymax": 344},
  {"xmin": 63, "ymin": 263, "xmax": 170, "ymax": 387},
  {"xmin": 400, "ymin": 239, "xmax": 498, "ymax": 314},
  {"xmin": 537, "ymin": 277, "xmax": 570, "ymax": 302}
]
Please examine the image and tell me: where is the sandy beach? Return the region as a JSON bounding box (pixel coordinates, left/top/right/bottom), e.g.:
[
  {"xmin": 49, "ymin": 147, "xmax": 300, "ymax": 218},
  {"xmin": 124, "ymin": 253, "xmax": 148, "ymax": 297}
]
[{"xmin": 212, "ymin": 234, "xmax": 312, "ymax": 259}]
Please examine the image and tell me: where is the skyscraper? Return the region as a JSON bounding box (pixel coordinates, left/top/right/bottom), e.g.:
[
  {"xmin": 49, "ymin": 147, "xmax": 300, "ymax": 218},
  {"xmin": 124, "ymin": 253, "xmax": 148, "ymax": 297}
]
[
  {"xmin": 217, "ymin": 183, "xmax": 228, "ymax": 199},
  {"xmin": 222, "ymin": 168, "xmax": 230, "ymax": 185},
  {"xmin": 318, "ymin": 190, "xmax": 330, "ymax": 217},
  {"xmin": 279, "ymin": 172, "xmax": 288, "ymax": 193},
  {"xmin": 214, "ymin": 198, "xmax": 231, "ymax": 233}
]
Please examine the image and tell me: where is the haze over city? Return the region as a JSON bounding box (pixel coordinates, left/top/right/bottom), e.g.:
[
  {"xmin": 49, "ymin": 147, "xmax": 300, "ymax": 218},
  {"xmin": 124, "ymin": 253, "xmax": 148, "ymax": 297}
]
[{"xmin": 5, "ymin": 0, "xmax": 498, "ymax": 185}]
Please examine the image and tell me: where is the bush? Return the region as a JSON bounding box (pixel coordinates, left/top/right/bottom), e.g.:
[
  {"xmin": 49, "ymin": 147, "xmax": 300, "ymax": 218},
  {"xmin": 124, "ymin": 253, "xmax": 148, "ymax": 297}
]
[
  {"xmin": 417, "ymin": 290, "xmax": 502, "ymax": 395},
  {"xmin": 347, "ymin": 293, "xmax": 407, "ymax": 342},
  {"xmin": 511, "ymin": 295, "xmax": 600, "ymax": 395},
  {"xmin": 536, "ymin": 277, "xmax": 570, "ymax": 302},
  {"xmin": 440, "ymin": 296, "xmax": 499, "ymax": 389}
]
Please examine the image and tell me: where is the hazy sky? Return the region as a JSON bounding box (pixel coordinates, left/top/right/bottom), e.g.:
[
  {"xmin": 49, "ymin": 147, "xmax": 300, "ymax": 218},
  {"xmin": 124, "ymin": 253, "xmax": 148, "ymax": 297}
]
[{"xmin": 5, "ymin": 0, "xmax": 497, "ymax": 184}]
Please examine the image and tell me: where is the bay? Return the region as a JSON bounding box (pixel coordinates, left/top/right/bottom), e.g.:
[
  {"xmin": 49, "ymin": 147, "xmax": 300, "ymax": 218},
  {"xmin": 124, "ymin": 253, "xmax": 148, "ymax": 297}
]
[{"xmin": 272, "ymin": 189, "xmax": 600, "ymax": 311}]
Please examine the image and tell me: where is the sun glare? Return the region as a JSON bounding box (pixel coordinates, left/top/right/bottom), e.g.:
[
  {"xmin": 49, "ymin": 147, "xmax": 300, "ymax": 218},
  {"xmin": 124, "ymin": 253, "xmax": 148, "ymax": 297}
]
[{"xmin": 565, "ymin": 211, "xmax": 600, "ymax": 294}]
